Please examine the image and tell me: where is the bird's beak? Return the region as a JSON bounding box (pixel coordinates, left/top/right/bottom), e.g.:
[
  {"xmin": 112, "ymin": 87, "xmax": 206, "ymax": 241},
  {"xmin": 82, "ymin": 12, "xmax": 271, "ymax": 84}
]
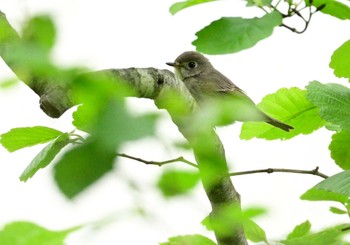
[{"xmin": 166, "ymin": 62, "xmax": 178, "ymax": 67}]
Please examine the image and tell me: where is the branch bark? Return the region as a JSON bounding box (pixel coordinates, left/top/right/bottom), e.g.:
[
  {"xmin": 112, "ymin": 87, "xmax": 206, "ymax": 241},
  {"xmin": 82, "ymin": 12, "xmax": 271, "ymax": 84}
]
[{"xmin": 0, "ymin": 11, "xmax": 247, "ymax": 245}]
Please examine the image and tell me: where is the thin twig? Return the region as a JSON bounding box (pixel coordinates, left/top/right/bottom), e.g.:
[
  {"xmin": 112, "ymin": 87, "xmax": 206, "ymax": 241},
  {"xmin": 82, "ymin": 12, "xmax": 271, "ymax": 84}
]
[
  {"xmin": 274, "ymin": 0, "xmax": 283, "ymax": 9},
  {"xmin": 264, "ymin": 0, "xmax": 317, "ymax": 34},
  {"xmin": 229, "ymin": 167, "xmax": 328, "ymax": 179},
  {"xmin": 117, "ymin": 153, "xmax": 198, "ymax": 168},
  {"xmin": 258, "ymin": 6, "xmax": 269, "ymax": 14},
  {"xmin": 117, "ymin": 153, "xmax": 328, "ymax": 179}
]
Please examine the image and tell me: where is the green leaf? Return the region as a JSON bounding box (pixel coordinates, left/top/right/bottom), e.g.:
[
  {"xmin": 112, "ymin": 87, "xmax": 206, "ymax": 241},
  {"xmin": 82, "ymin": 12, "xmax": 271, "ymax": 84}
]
[
  {"xmin": 306, "ymin": 81, "xmax": 350, "ymax": 131},
  {"xmin": 301, "ymin": 188, "xmax": 348, "ymax": 204},
  {"xmin": 281, "ymin": 228, "xmax": 342, "ymax": 245},
  {"xmin": 87, "ymin": 99, "xmax": 158, "ymax": 151},
  {"xmin": 0, "ymin": 126, "xmax": 63, "ymax": 152},
  {"xmin": 306, "ymin": 0, "xmax": 350, "ymax": 20},
  {"xmin": 210, "ymin": 205, "xmax": 266, "ymax": 237},
  {"xmin": 329, "ymin": 206, "xmax": 348, "ymax": 215},
  {"xmin": 0, "ymin": 12, "xmax": 66, "ymax": 86},
  {"xmin": 157, "ymin": 169, "xmax": 200, "ymax": 197},
  {"xmin": 169, "ymin": 0, "xmax": 216, "ymax": 15},
  {"xmin": 240, "ymin": 87, "xmax": 325, "ymax": 140},
  {"xmin": 287, "ymin": 220, "xmax": 311, "ymax": 239},
  {"xmin": 325, "ymin": 122, "xmax": 342, "ymax": 132},
  {"xmin": 9, "ymin": 43, "xmax": 53, "ymax": 73},
  {"xmin": 193, "ymin": 11, "xmax": 282, "ymax": 54},
  {"xmin": 0, "ymin": 78, "xmax": 19, "ymax": 89},
  {"xmin": 246, "ymin": 0, "xmax": 273, "ymax": 7},
  {"xmin": 244, "ymin": 219, "xmax": 268, "ymax": 243},
  {"xmin": 54, "ymin": 140, "xmax": 116, "ymax": 199},
  {"xmin": 56, "ymin": 71, "xmax": 157, "ymax": 198},
  {"xmin": 20, "ymin": 133, "xmax": 70, "ymax": 182},
  {"xmin": 329, "ymin": 131, "xmax": 350, "ymax": 170},
  {"xmin": 71, "ymin": 72, "xmax": 134, "ymax": 133},
  {"xmin": 202, "ymin": 206, "xmax": 267, "ymax": 242},
  {"xmin": 201, "ymin": 215, "xmax": 213, "ymax": 231},
  {"xmin": 55, "ymin": 99, "xmax": 157, "ymax": 198},
  {"xmin": 0, "ymin": 221, "xmax": 80, "ymax": 245},
  {"xmin": 330, "ymin": 39, "xmax": 350, "ymax": 79},
  {"xmin": 0, "ymin": 11, "xmax": 21, "ymax": 51},
  {"xmin": 301, "ymin": 170, "xmax": 350, "ymax": 204},
  {"xmin": 160, "ymin": 234, "xmax": 216, "ymax": 245},
  {"xmin": 22, "ymin": 15, "xmax": 56, "ymax": 51}
]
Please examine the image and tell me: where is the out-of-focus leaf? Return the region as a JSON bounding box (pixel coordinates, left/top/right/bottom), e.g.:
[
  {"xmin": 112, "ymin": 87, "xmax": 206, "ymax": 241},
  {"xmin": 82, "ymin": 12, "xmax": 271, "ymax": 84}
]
[
  {"xmin": 301, "ymin": 188, "xmax": 348, "ymax": 204},
  {"xmin": 244, "ymin": 219, "xmax": 268, "ymax": 243},
  {"xmin": 305, "ymin": 0, "xmax": 350, "ymax": 20},
  {"xmin": 4, "ymin": 42, "xmax": 57, "ymax": 81},
  {"xmin": 20, "ymin": 133, "xmax": 70, "ymax": 182},
  {"xmin": 0, "ymin": 11, "xmax": 21, "ymax": 51},
  {"xmin": 329, "ymin": 131, "xmax": 350, "ymax": 170},
  {"xmin": 0, "ymin": 126, "xmax": 63, "ymax": 152},
  {"xmin": 325, "ymin": 123, "xmax": 342, "ymax": 132},
  {"xmin": 169, "ymin": 0, "xmax": 216, "ymax": 15},
  {"xmin": 306, "ymin": 81, "xmax": 350, "ymax": 131},
  {"xmin": 246, "ymin": 0, "xmax": 273, "ymax": 7},
  {"xmin": 0, "ymin": 221, "xmax": 80, "ymax": 245},
  {"xmin": 193, "ymin": 11, "xmax": 282, "ymax": 54},
  {"xmin": 89, "ymin": 99, "xmax": 158, "ymax": 151},
  {"xmin": 0, "ymin": 78, "xmax": 18, "ymax": 89},
  {"xmin": 55, "ymin": 99, "xmax": 157, "ymax": 198},
  {"xmin": 287, "ymin": 220, "xmax": 312, "ymax": 239},
  {"xmin": 281, "ymin": 228, "xmax": 342, "ymax": 245},
  {"xmin": 330, "ymin": 39, "xmax": 350, "ymax": 79},
  {"xmin": 240, "ymin": 87, "xmax": 325, "ymax": 140},
  {"xmin": 157, "ymin": 169, "xmax": 200, "ymax": 197},
  {"xmin": 301, "ymin": 170, "xmax": 350, "ymax": 204},
  {"xmin": 201, "ymin": 206, "xmax": 267, "ymax": 244},
  {"xmin": 204, "ymin": 205, "xmax": 266, "ymax": 238},
  {"xmin": 329, "ymin": 206, "xmax": 347, "ymax": 215},
  {"xmin": 72, "ymin": 72, "xmax": 134, "ymax": 132},
  {"xmin": 22, "ymin": 15, "xmax": 56, "ymax": 51},
  {"xmin": 5, "ymin": 15, "xmax": 57, "ymax": 80},
  {"xmin": 173, "ymin": 140, "xmax": 192, "ymax": 151},
  {"xmin": 160, "ymin": 234, "xmax": 216, "ymax": 245},
  {"xmin": 54, "ymin": 140, "xmax": 116, "ymax": 199}
]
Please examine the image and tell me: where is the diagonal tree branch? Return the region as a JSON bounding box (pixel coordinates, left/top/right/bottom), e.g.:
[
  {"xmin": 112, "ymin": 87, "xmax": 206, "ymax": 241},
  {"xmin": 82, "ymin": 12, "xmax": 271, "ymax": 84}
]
[{"xmin": 0, "ymin": 11, "xmax": 248, "ymax": 245}]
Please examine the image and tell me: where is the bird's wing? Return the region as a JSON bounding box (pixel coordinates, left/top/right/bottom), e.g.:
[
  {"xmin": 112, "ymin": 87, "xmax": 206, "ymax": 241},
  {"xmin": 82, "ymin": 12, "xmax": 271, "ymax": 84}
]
[
  {"xmin": 206, "ymin": 69, "xmax": 255, "ymax": 104},
  {"xmin": 201, "ymin": 69, "xmax": 271, "ymax": 122}
]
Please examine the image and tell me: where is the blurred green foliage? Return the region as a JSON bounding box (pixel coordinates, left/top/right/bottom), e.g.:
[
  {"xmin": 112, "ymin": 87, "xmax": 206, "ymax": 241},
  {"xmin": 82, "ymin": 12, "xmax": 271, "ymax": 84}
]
[
  {"xmin": 1, "ymin": 0, "xmax": 350, "ymax": 244},
  {"xmin": 0, "ymin": 221, "xmax": 80, "ymax": 245}
]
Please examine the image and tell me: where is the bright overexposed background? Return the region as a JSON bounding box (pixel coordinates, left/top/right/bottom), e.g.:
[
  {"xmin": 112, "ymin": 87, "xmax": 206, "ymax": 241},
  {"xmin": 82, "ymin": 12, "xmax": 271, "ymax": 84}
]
[{"xmin": 1, "ymin": 0, "xmax": 349, "ymax": 244}]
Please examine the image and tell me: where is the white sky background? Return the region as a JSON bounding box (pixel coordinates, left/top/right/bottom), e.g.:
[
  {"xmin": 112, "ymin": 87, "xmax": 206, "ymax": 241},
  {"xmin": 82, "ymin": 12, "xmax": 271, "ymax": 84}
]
[{"xmin": 0, "ymin": 0, "xmax": 350, "ymax": 244}]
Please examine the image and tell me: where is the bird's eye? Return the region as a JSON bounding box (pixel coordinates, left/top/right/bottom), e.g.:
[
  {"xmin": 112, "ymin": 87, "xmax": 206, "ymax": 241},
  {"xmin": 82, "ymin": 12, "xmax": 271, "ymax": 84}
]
[{"xmin": 188, "ymin": 61, "xmax": 197, "ymax": 69}]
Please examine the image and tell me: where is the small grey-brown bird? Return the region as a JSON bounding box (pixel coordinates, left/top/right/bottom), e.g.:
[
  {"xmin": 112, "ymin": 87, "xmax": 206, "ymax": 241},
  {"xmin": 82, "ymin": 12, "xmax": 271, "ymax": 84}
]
[{"xmin": 166, "ymin": 51, "xmax": 293, "ymax": 132}]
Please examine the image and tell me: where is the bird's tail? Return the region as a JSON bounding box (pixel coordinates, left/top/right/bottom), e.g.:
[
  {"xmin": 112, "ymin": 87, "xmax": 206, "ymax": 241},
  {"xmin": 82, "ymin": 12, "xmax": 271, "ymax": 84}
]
[{"xmin": 267, "ymin": 118, "xmax": 293, "ymax": 132}]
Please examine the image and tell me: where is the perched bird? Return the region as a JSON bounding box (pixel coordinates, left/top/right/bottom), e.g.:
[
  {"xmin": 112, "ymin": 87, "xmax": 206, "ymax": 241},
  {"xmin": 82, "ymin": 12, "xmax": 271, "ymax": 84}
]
[{"xmin": 166, "ymin": 51, "xmax": 293, "ymax": 132}]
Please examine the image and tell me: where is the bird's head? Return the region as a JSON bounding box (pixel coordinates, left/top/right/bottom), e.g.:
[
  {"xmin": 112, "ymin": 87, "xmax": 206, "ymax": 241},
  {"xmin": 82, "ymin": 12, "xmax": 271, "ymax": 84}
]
[{"xmin": 166, "ymin": 51, "xmax": 212, "ymax": 80}]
